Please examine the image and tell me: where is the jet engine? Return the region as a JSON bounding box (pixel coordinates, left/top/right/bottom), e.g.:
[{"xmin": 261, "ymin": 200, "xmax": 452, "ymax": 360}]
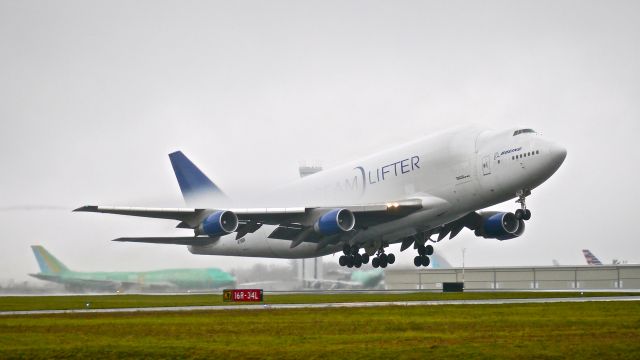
[
  {"xmin": 314, "ymin": 208, "xmax": 355, "ymax": 235},
  {"xmin": 475, "ymin": 212, "xmax": 525, "ymax": 240},
  {"xmin": 196, "ymin": 210, "xmax": 238, "ymax": 237}
]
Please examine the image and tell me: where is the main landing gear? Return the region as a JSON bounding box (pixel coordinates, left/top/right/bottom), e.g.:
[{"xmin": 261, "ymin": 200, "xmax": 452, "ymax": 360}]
[
  {"xmin": 515, "ymin": 189, "xmax": 532, "ymax": 221},
  {"xmin": 371, "ymin": 248, "xmax": 395, "ymax": 269},
  {"xmin": 339, "ymin": 244, "xmax": 395, "ymax": 269},
  {"xmin": 414, "ymin": 244, "xmax": 433, "ymax": 267},
  {"xmin": 339, "ymin": 244, "xmax": 369, "ymax": 268}
]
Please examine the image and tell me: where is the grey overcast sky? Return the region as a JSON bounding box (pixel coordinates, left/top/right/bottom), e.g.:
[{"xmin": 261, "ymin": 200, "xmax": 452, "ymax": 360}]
[{"xmin": 1, "ymin": 0, "xmax": 639, "ymax": 282}]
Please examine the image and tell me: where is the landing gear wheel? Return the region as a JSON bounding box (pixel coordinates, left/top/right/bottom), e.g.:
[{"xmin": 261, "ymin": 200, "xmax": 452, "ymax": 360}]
[
  {"xmin": 354, "ymin": 259, "xmax": 362, "ymax": 268},
  {"xmin": 339, "ymin": 256, "xmax": 347, "ymax": 266},
  {"xmin": 372, "ymin": 257, "xmax": 380, "ymax": 268},
  {"xmin": 425, "ymin": 245, "xmax": 434, "ymax": 256},
  {"xmin": 414, "ymin": 256, "xmax": 422, "ymax": 267},
  {"xmin": 421, "ymin": 256, "xmax": 430, "ymax": 267},
  {"xmin": 515, "ymin": 209, "xmax": 524, "ymax": 220},
  {"xmin": 418, "ymin": 246, "xmax": 426, "ymax": 256},
  {"xmin": 351, "ymin": 245, "xmax": 359, "ymax": 255},
  {"xmin": 515, "ymin": 189, "xmax": 532, "ymax": 221},
  {"xmin": 361, "ymin": 253, "xmax": 369, "ymax": 264},
  {"xmin": 354, "ymin": 253, "xmax": 362, "ymax": 263},
  {"xmin": 387, "ymin": 253, "xmax": 395, "ymax": 264},
  {"xmin": 379, "ymin": 258, "xmax": 388, "ymax": 268},
  {"xmin": 379, "ymin": 253, "xmax": 387, "ymax": 262},
  {"xmin": 343, "ymin": 244, "xmax": 351, "ymax": 256}
]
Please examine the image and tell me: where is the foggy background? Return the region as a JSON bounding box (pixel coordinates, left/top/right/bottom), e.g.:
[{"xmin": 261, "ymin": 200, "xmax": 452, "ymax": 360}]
[{"xmin": 1, "ymin": 0, "xmax": 638, "ymax": 283}]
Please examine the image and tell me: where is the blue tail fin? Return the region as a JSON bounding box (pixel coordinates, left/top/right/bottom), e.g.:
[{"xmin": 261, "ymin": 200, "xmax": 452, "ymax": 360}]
[
  {"xmin": 169, "ymin": 151, "xmax": 228, "ymax": 206},
  {"xmin": 31, "ymin": 246, "xmax": 70, "ymax": 274}
]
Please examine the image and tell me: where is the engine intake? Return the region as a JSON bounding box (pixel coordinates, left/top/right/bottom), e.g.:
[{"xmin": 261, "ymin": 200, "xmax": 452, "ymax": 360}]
[
  {"xmin": 197, "ymin": 210, "xmax": 238, "ymax": 237},
  {"xmin": 477, "ymin": 212, "xmax": 524, "ymax": 240},
  {"xmin": 314, "ymin": 208, "xmax": 355, "ymax": 235}
]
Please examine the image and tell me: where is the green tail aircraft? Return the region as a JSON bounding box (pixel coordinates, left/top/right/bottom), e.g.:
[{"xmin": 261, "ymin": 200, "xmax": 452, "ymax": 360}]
[{"xmin": 29, "ymin": 245, "xmax": 237, "ymax": 292}]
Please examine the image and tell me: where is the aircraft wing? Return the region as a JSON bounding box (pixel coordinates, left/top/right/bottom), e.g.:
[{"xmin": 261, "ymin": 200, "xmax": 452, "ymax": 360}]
[
  {"xmin": 74, "ymin": 199, "xmax": 424, "ymax": 225},
  {"xmin": 74, "ymin": 205, "xmax": 312, "ymax": 227},
  {"xmin": 75, "ymin": 196, "xmax": 448, "ymax": 246}
]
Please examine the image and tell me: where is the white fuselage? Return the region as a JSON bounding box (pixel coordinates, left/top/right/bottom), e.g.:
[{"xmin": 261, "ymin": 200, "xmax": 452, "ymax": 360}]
[{"xmin": 189, "ymin": 126, "xmax": 566, "ymax": 258}]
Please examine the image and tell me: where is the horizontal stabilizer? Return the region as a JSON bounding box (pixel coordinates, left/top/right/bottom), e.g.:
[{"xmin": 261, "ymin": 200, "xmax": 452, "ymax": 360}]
[
  {"xmin": 29, "ymin": 273, "xmax": 61, "ymax": 282},
  {"xmin": 113, "ymin": 237, "xmax": 216, "ymax": 246}
]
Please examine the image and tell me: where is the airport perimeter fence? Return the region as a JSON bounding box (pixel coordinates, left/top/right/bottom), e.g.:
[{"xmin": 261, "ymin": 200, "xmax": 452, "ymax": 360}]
[{"xmin": 384, "ymin": 265, "xmax": 640, "ymax": 290}]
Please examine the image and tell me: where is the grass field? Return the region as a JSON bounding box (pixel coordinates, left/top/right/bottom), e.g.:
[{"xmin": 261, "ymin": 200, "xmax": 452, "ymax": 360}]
[
  {"xmin": 1, "ymin": 301, "xmax": 639, "ymax": 359},
  {"xmin": 0, "ymin": 291, "xmax": 637, "ymax": 311}
]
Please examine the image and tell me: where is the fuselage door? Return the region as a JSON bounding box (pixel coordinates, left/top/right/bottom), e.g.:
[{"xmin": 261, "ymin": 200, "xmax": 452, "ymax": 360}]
[{"xmin": 481, "ymin": 155, "xmax": 491, "ymax": 176}]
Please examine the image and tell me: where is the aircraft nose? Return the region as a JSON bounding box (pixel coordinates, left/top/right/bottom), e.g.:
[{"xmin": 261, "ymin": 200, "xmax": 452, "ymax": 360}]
[{"xmin": 549, "ymin": 142, "xmax": 567, "ymax": 167}]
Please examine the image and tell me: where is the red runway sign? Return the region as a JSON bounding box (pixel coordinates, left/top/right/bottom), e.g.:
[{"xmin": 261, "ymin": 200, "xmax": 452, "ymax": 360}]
[{"xmin": 223, "ymin": 289, "xmax": 263, "ymax": 302}]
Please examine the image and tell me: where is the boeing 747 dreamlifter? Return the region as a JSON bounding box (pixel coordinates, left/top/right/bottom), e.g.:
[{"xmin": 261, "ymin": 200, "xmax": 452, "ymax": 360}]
[{"xmin": 76, "ymin": 126, "xmax": 566, "ymax": 268}]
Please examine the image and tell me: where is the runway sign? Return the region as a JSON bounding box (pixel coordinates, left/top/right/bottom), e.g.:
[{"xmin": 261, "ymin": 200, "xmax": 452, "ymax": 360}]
[{"xmin": 223, "ymin": 289, "xmax": 263, "ymax": 302}]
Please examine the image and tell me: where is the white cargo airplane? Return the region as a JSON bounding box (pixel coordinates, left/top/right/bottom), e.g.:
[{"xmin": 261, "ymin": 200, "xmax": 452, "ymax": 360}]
[{"xmin": 76, "ymin": 126, "xmax": 566, "ymax": 268}]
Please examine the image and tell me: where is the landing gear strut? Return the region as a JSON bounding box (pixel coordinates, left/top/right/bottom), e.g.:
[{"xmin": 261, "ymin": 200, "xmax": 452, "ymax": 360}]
[
  {"xmin": 339, "ymin": 244, "xmax": 369, "ymax": 268},
  {"xmin": 515, "ymin": 189, "xmax": 532, "ymax": 221},
  {"xmin": 414, "ymin": 244, "xmax": 433, "ymax": 267}
]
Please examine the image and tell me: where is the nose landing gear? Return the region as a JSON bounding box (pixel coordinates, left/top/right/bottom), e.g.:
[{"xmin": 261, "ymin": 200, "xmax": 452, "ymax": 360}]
[{"xmin": 515, "ymin": 189, "xmax": 532, "ymax": 220}]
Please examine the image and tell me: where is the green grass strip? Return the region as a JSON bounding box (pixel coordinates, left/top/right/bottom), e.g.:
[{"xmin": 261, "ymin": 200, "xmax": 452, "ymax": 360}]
[
  {"xmin": 0, "ymin": 291, "xmax": 637, "ymax": 311},
  {"xmin": 0, "ymin": 301, "xmax": 639, "ymax": 359}
]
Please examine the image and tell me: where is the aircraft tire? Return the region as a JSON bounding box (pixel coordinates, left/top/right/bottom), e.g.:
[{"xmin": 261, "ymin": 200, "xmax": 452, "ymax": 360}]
[
  {"xmin": 372, "ymin": 257, "xmax": 380, "ymax": 268},
  {"xmin": 425, "ymin": 245, "xmax": 434, "ymax": 256},
  {"xmin": 380, "ymin": 259, "xmax": 388, "ymax": 268},
  {"xmin": 524, "ymin": 209, "xmax": 532, "ymax": 220},
  {"xmin": 387, "ymin": 253, "xmax": 395, "ymax": 264},
  {"xmin": 414, "ymin": 256, "xmax": 422, "ymax": 267},
  {"xmin": 421, "ymin": 256, "xmax": 431, "ymax": 267},
  {"xmin": 354, "ymin": 260, "xmax": 362, "ymax": 268},
  {"xmin": 339, "ymin": 256, "xmax": 347, "ymax": 267},
  {"xmin": 379, "ymin": 253, "xmax": 387, "ymax": 262},
  {"xmin": 351, "ymin": 245, "xmax": 359, "ymax": 255},
  {"xmin": 361, "ymin": 254, "xmax": 369, "ymax": 264},
  {"xmin": 515, "ymin": 209, "xmax": 524, "ymax": 219}
]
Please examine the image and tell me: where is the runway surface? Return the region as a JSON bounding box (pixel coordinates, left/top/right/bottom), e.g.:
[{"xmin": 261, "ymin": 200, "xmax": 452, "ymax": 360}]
[{"xmin": 2, "ymin": 295, "xmax": 639, "ymax": 316}]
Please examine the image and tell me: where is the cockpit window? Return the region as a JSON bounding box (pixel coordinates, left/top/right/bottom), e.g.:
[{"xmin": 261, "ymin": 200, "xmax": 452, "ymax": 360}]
[{"xmin": 513, "ymin": 128, "xmax": 536, "ymax": 136}]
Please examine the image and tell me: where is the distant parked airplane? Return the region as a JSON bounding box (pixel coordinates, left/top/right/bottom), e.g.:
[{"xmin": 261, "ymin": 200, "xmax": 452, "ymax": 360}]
[
  {"xmin": 76, "ymin": 126, "xmax": 566, "ymax": 269},
  {"xmin": 582, "ymin": 249, "xmax": 603, "ymax": 266},
  {"xmin": 29, "ymin": 245, "xmax": 236, "ymax": 292}
]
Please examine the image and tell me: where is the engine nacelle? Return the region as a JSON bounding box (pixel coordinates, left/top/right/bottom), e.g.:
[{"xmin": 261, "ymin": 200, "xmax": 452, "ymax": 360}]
[
  {"xmin": 197, "ymin": 210, "xmax": 238, "ymax": 237},
  {"xmin": 314, "ymin": 208, "xmax": 355, "ymax": 235},
  {"xmin": 476, "ymin": 212, "xmax": 525, "ymax": 240}
]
